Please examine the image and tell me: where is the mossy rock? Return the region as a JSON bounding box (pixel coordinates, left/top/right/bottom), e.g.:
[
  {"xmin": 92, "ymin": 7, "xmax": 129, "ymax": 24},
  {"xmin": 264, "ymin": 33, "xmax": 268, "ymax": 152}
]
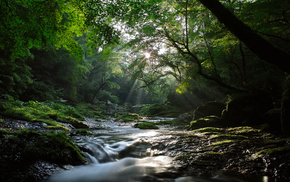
[
  {"xmin": 74, "ymin": 129, "xmax": 93, "ymax": 135},
  {"xmin": 0, "ymin": 129, "xmax": 85, "ymax": 181},
  {"xmin": 64, "ymin": 117, "xmax": 89, "ymax": 128},
  {"xmin": 19, "ymin": 130, "xmax": 85, "ymax": 164},
  {"xmin": 211, "ymin": 140, "xmax": 237, "ymax": 146},
  {"xmin": 134, "ymin": 122, "xmax": 159, "ymax": 129},
  {"xmin": 209, "ymin": 133, "xmax": 248, "ymax": 140},
  {"xmin": 192, "ymin": 127, "xmax": 224, "ymax": 133},
  {"xmin": 189, "ymin": 116, "xmax": 223, "ymax": 130},
  {"xmin": 117, "ymin": 113, "xmax": 142, "ymax": 121},
  {"xmin": 193, "ymin": 101, "xmax": 226, "ymax": 120},
  {"xmin": 221, "ymin": 92, "xmax": 273, "ymax": 126},
  {"xmin": 227, "ymin": 126, "xmax": 261, "ymax": 135},
  {"xmin": 155, "ymin": 120, "xmax": 174, "ymax": 125},
  {"xmin": 0, "ymin": 100, "xmax": 88, "ymax": 129},
  {"xmin": 252, "ymin": 146, "xmax": 290, "ymax": 159}
]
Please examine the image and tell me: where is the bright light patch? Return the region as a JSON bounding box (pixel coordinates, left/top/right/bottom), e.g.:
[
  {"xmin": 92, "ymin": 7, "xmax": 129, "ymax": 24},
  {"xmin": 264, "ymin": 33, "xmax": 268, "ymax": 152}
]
[{"xmin": 144, "ymin": 52, "xmax": 151, "ymax": 59}]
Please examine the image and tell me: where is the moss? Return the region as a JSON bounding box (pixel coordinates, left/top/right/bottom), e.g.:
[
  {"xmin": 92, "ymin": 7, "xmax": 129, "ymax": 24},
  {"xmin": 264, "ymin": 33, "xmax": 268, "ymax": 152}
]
[
  {"xmin": 155, "ymin": 120, "xmax": 174, "ymax": 125},
  {"xmin": 0, "ymin": 129, "xmax": 85, "ymax": 168},
  {"xmin": 16, "ymin": 129, "xmax": 85, "ymax": 164},
  {"xmin": 95, "ymin": 112, "xmax": 107, "ymax": 120},
  {"xmin": 205, "ymin": 151, "xmax": 223, "ymax": 155},
  {"xmin": 211, "ymin": 140, "xmax": 237, "ymax": 146},
  {"xmin": 254, "ymin": 146, "xmax": 290, "ymax": 157},
  {"xmin": 76, "ymin": 103, "xmax": 107, "ymax": 119},
  {"xmin": 210, "ymin": 134, "xmax": 248, "ymax": 140},
  {"xmin": 134, "ymin": 122, "xmax": 159, "ymax": 129},
  {"xmin": 227, "ymin": 126, "xmax": 262, "ymax": 135},
  {"xmin": 75, "ymin": 129, "xmax": 93, "ymax": 135},
  {"xmin": 192, "ymin": 127, "xmax": 224, "ymax": 133},
  {"xmin": 0, "ymin": 118, "xmax": 4, "ymax": 123},
  {"xmin": 189, "ymin": 116, "xmax": 223, "ymax": 130},
  {"xmin": 117, "ymin": 113, "xmax": 142, "ymax": 121},
  {"xmin": 63, "ymin": 116, "xmax": 88, "ymax": 128},
  {"xmin": 0, "ymin": 128, "xmax": 13, "ymax": 138},
  {"xmin": 0, "ymin": 129, "xmax": 86, "ymax": 182},
  {"xmin": 0, "ymin": 100, "xmax": 87, "ymax": 129}
]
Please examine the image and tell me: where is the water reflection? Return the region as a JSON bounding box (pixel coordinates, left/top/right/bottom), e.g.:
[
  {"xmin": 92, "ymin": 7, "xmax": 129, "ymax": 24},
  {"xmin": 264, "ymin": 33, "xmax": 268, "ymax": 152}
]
[
  {"xmin": 48, "ymin": 156, "xmax": 173, "ymax": 182},
  {"xmin": 129, "ymin": 130, "xmax": 158, "ymax": 138}
]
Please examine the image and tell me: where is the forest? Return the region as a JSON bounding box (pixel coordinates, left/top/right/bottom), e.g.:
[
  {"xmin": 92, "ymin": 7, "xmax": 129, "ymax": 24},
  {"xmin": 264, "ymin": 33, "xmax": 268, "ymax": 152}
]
[{"xmin": 0, "ymin": 0, "xmax": 290, "ymax": 181}]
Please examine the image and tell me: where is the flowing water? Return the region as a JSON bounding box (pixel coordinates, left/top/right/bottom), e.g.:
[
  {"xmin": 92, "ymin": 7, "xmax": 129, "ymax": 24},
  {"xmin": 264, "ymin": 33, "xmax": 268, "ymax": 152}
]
[{"xmin": 47, "ymin": 118, "xmax": 272, "ymax": 182}]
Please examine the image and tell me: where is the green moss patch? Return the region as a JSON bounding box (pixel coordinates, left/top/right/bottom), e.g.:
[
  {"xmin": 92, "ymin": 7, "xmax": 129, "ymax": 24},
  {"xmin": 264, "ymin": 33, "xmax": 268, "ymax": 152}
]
[
  {"xmin": 75, "ymin": 129, "xmax": 94, "ymax": 135},
  {"xmin": 117, "ymin": 113, "xmax": 142, "ymax": 121},
  {"xmin": 253, "ymin": 146, "xmax": 290, "ymax": 158},
  {"xmin": 0, "ymin": 129, "xmax": 85, "ymax": 181},
  {"xmin": 210, "ymin": 133, "xmax": 248, "ymax": 140},
  {"xmin": 0, "ymin": 100, "xmax": 88, "ymax": 129},
  {"xmin": 155, "ymin": 120, "xmax": 174, "ymax": 125},
  {"xmin": 134, "ymin": 122, "xmax": 159, "ymax": 129},
  {"xmin": 0, "ymin": 129, "xmax": 85, "ymax": 165},
  {"xmin": 76, "ymin": 103, "xmax": 107, "ymax": 119},
  {"xmin": 211, "ymin": 140, "xmax": 237, "ymax": 146},
  {"xmin": 227, "ymin": 126, "xmax": 261, "ymax": 135},
  {"xmin": 16, "ymin": 129, "xmax": 85, "ymax": 164},
  {"xmin": 189, "ymin": 116, "xmax": 223, "ymax": 130},
  {"xmin": 192, "ymin": 127, "xmax": 224, "ymax": 133}
]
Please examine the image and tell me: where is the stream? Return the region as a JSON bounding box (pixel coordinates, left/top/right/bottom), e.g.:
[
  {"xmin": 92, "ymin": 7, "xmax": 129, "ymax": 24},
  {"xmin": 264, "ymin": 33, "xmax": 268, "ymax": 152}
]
[{"xmin": 47, "ymin": 118, "xmax": 274, "ymax": 182}]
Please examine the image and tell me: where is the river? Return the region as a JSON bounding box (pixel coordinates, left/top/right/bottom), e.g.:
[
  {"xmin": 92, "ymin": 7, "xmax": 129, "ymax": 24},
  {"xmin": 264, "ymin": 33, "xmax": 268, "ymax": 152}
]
[{"xmin": 47, "ymin": 117, "xmax": 277, "ymax": 182}]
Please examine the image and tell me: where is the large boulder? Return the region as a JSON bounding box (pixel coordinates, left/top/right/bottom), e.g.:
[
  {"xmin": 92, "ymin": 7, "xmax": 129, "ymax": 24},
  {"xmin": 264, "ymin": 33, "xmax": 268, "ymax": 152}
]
[
  {"xmin": 193, "ymin": 101, "xmax": 226, "ymax": 120},
  {"xmin": 189, "ymin": 116, "xmax": 223, "ymax": 130},
  {"xmin": 221, "ymin": 92, "xmax": 273, "ymax": 126}
]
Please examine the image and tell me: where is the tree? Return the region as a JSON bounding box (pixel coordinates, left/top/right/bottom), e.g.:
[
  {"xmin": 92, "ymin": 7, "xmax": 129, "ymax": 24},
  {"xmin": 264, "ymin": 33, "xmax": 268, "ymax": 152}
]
[
  {"xmin": 198, "ymin": 0, "xmax": 290, "ymax": 73},
  {"xmin": 0, "ymin": 0, "xmax": 87, "ymax": 60}
]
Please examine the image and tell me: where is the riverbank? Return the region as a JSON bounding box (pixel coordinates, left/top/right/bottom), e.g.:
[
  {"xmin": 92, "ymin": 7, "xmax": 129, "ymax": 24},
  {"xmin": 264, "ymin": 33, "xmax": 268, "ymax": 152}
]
[
  {"xmin": 0, "ymin": 100, "xmax": 289, "ymax": 181},
  {"xmin": 1, "ymin": 116, "xmax": 289, "ymax": 181}
]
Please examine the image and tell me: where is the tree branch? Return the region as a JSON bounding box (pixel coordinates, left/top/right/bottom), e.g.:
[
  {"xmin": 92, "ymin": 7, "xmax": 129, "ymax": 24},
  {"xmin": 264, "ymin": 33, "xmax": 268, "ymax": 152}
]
[
  {"xmin": 163, "ymin": 25, "xmax": 244, "ymax": 92},
  {"xmin": 198, "ymin": 0, "xmax": 290, "ymax": 72}
]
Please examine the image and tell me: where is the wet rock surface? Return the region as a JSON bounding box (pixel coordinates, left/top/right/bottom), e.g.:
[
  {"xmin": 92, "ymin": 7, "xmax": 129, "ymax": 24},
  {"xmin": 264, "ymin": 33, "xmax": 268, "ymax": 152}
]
[
  {"xmin": 143, "ymin": 126, "xmax": 290, "ymax": 181},
  {"xmin": 0, "ymin": 117, "xmax": 290, "ymax": 181}
]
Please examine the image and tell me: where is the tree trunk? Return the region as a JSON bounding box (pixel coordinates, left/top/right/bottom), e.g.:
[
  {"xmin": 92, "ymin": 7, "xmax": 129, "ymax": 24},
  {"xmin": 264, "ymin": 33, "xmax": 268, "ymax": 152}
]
[{"xmin": 198, "ymin": 0, "xmax": 290, "ymax": 73}]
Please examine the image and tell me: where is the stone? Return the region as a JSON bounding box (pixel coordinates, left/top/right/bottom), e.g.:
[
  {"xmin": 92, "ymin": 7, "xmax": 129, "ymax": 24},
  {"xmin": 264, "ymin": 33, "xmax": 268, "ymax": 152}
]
[
  {"xmin": 221, "ymin": 92, "xmax": 273, "ymax": 126},
  {"xmin": 193, "ymin": 101, "xmax": 226, "ymax": 120}
]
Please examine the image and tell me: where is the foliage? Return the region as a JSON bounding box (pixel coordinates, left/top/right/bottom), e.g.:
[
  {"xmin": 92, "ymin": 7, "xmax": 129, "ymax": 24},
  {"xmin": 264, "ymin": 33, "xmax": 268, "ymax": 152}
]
[
  {"xmin": 75, "ymin": 102, "xmax": 106, "ymax": 119},
  {"xmin": 0, "ymin": 0, "xmax": 289, "ymax": 129},
  {"xmin": 0, "ymin": 58, "xmax": 33, "ymax": 99},
  {"xmin": 0, "ymin": 0, "xmax": 87, "ymax": 60}
]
